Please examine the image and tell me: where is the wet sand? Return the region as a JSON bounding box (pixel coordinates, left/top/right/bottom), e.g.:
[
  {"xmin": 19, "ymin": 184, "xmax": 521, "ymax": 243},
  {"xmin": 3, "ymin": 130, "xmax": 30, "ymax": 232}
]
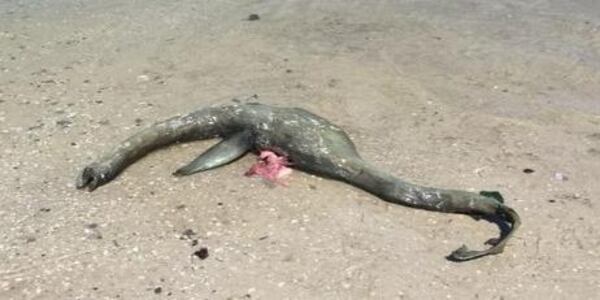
[{"xmin": 1, "ymin": 0, "xmax": 599, "ymax": 299}]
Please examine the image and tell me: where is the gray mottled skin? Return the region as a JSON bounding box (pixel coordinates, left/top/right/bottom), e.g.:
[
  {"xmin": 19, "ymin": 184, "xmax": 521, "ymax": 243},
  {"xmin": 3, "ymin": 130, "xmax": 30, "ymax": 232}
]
[{"xmin": 77, "ymin": 103, "xmax": 520, "ymax": 261}]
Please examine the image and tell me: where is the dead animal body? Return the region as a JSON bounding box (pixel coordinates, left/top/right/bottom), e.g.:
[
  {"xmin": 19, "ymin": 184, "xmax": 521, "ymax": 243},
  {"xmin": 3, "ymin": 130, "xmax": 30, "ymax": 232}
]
[{"xmin": 77, "ymin": 103, "xmax": 521, "ymax": 261}]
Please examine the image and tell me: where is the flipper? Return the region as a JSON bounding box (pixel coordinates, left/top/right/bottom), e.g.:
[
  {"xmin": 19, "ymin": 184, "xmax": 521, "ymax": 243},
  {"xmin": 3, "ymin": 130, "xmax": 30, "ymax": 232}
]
[{"xmin": 173, "ymin": 130, "xmax": 252, "ymax": 176}]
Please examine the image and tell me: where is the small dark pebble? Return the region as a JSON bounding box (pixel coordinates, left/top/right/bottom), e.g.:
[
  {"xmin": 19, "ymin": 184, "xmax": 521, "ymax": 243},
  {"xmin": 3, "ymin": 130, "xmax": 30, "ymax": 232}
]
[
  {"xmin": 587, "ymin": 148, "xmax": 600, "ymax": 155},
  {"xmin": 175, "ymin": 204, "xmax": 186, "ymax": 209},
  {"xmin": 86, "ymin": 223, "xmax": 98, "ymax": 229},
  {"xmin": 247, "ymin": 14, "xmax": 260, "ymax": 21},
  {"xmin": 182, "ymin": 229, "xmax": 196, "ymax": 238},
  {"xmin": 70, "ymin": 142, "xmax": 77, "ymax": 146},
  {"xmin": 154, "ymin": 287, "xmax": 162, "ymax": 294},
  {"xmin": 258, "ymin": 235, "xmax": 268, "ymax": 240},
  {"xmin": 502, "ymin": 89, "xmax": 508, "ymax": 93},
  {"xmin": 523, "ymin": 168, "xmax": 534, "ymax": 174},
  {"xmin": 548, "ymin": 199, "xmax": 556, "ymax": 203},
  {"xmin": 56, "ymin": 119, "xmax": 72, "ymax": 128},
  {"xmin": 25, "ymin": 237, "xmax": 36, "ymax": 243},
  {"xmin": 92, "ymin": 287, "xmax": 98, "ymax": 291},
  {"xmin": 28, "ymin": 124, "xmax": 44, "ymax": 131},
  {"xmin": 95, "ymin": 100, "xmax": 103, "ymax": 104},
  {"xmin": 217, "ymin": 202, "xmax": 223, "ymax": 206},
  {"xmin": 286, "ymin": 69, "xmax": 293, "ymax": 73},
  {"xmin": 191, "ymin": 239, "xmax": 198, "ymax": 246},
  {"xmin": 83, "ymin": 79, "xmax": 90, "ymax": 83},
  {"xmin": 193, "ymin": 247, "xmax": 209, "ymax": 260},
  {"xmin": 40, "ymin": 208, "xmax": 51, "ymax": 212}
]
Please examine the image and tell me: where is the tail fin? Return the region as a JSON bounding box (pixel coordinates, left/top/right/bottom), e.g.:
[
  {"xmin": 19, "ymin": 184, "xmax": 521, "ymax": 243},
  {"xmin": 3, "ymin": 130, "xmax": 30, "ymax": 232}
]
[{"xmin": 338, "ymin": 159, "xmax": 521, "ymax": 261}]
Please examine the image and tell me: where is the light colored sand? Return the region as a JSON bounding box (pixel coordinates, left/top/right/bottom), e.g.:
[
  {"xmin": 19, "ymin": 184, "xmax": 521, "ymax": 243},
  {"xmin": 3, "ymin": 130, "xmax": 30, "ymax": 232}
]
[{"xmin": 1, "ymin": 0, "xmax": 599, "ymax": 299}]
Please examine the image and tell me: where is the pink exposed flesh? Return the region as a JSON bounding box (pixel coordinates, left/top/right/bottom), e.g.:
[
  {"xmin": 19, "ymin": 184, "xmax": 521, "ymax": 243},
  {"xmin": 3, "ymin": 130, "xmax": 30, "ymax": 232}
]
[{"xmin": 245, "ymin": 150, "xmax": 292, "ymax": 184}]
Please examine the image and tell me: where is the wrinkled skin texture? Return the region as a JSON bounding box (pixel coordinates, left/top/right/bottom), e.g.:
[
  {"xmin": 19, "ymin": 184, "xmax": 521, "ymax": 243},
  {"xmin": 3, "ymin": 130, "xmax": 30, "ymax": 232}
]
[{"xmin": 77, "ymin": 103, "xmax": 520, "ymax": 261}]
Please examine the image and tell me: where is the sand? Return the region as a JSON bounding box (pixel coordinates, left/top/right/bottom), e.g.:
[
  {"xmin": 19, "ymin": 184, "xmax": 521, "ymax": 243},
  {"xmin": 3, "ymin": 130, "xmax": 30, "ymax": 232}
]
[{"xmin": 1, "ymin": 0, "xmax": 599, "ymax": 299}]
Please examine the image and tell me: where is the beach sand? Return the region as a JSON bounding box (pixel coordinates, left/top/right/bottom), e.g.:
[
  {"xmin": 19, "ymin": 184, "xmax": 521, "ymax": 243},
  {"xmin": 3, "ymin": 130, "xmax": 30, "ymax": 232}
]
[{"xmin": 1, "ymin": 0, "xmax": 599, "ymax": 299}]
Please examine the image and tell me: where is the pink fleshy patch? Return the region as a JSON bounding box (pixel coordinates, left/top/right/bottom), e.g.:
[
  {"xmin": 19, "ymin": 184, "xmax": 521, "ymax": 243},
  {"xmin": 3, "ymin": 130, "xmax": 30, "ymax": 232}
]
[{"xmin": 245, "ymin": 150, "xmax": 292, "ymax": 184}]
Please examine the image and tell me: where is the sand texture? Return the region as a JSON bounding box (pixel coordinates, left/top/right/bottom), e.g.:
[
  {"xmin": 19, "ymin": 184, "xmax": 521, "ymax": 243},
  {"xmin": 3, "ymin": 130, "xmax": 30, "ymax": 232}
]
[{"xmin": 1, "ymin": 1, "xmax": 599, "ymax": 299}]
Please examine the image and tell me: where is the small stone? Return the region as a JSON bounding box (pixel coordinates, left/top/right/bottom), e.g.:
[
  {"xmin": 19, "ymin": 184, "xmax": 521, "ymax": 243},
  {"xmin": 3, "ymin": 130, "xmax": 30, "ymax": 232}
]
[
  {"xmin": 154, "ymin": 287, "xmax": 162, "ymax": 294},
  {"xmin": 523, "ymin": 168, "xmax": 534, "ymax": 174},
  {"xmin": 247, "ymin": 14, "xmax": 260, "ymax": 21},
  {"xmin": 193, "ymin": 247, "xmax": 209, "ymax": 260},
  {"xmin": 56, "ymin": 119, "xmax": 72, "ymax": 128},
  {"xmin": 137, "ymin": 75, "xmax": 150, "ymax": 82},
  {"xmin": 553, "ymin": 172, "xmax": 568, "ymax": 181},
  {"xmin": 181, "ymin": 229, "xmax": 196, "ymax": 239}
]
